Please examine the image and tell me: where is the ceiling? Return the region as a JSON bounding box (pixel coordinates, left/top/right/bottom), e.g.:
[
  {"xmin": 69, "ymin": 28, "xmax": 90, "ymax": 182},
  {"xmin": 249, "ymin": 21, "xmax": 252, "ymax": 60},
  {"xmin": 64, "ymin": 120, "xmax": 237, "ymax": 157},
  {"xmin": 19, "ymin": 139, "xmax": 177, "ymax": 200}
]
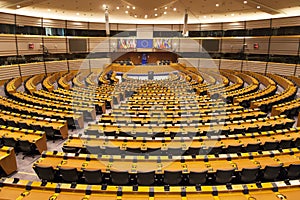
[{"xmin": 0, "ymin": 0, "xmax": 299, "ymax": 24}]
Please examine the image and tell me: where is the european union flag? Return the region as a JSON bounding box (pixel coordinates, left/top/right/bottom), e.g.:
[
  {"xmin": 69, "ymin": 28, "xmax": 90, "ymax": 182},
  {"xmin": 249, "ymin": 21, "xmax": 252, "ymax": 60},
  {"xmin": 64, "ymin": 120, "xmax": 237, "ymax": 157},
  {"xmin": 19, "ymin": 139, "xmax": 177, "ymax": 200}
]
[{"xmin": 137, "ymin": 39, "xmax": 153, "ymax": 48}]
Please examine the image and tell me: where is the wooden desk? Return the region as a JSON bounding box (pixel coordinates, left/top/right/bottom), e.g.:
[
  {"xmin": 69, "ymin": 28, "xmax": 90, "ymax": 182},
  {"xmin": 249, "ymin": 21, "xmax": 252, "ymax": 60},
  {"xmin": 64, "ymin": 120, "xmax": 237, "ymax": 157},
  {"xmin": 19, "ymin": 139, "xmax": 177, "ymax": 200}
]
[
  {"xmin": 0, "ymin": 111, "xmax": 68, "ymax": 139},
  {"xmin": 0, "ymin": 96, "xmax": 84, "ymax": 129},
  {"xmin": 6, "ymin": 77, "xmax": 22, "ymax": 94},
  {"xmin": 35, "ymin": 148, "xmax": 300, "ymax": 176},
  {"xmin": 254, "ymin": 156, "xmax": 282, "ymax": 168},
  {"xmin": 2, "ymin": 177, "xmax": 300, "ymax": 199},
  {"xmin": 65, "ymin": 126, "xmax": 300, "ymax": 154},
  {"xmin": 0, "ymin": 146, "xmax": 17, "ymax": 175},
  {"xmin": 0, "ymin": 127, "xmax": 47, "ymax": 154}
]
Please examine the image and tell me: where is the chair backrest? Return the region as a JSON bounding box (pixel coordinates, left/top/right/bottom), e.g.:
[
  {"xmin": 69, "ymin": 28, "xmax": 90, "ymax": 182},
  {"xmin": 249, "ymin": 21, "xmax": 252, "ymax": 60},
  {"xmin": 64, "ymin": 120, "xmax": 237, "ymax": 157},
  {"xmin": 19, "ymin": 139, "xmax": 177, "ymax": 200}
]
[
  {"xmin": 260, "ymin": 124, "xmax": 271, "ymax": 131},
  {"xmin": 62, "ymin": 146, "xmax": 79, "ymax": 153},
  {"xmin": 59, "ymin": 167, "xmax": 79, "ymax": 183},
  {"xmin": 227, "ymin": 145, "xmax": 243, "ymax": 153},
  {"xmin": 6, "ymin": 120, "xmax": 17, "ymax": 127},
  {"xmin": 3, "ymin": 137, "xmax": 18, "ymax": 148},
  {"xmin": 19, "ymin": 122, "xmax": 29, "ymax": 129},
  {"xmin": 286, "ymin": 164, "xmax": 300, "ymax": 179},
  {"xmin": 104, "ymin": 130, "xmax": 116, "ymax": 136},
  {"xmin": 234, "ymin": 127, "xmax": 245, "ymax": 134},
  {"xmin": 43, "ymin": 126, "xmax": 55, "ymax": 136},
  {"xmin": 263, "ymin": 141, "xmax": 279, "ymax": 151},
  {"xmin": 240, "ymin": 167, "xmax": 260, "ymax": 183},
  {"xmin": 208, "ymin": 146, "xmax": 223, "ymax": 155},
  {"xmin": 294, "ymin": 138, "xmax": 300, "ymax": 147},
  {"xmin": 215, "ymin": 169, "xmax": 234, "ymax": 184},
  {"xmin": 34, "ymin": 165, "xmax": 56, "ymax": 182},
  {"xmin": 66, "ymin": 117, "xmax": 76, "ymax": 127},
  {"xmin": 167, "ymin": 148, "xmax": 183, "ymax": 156},
  {"xmin": 85, "ymin": 130, "xmax": 99, "ymax": 136},
  {"xmin": 137, "ymin": 171, "xmax": 155, "ymax": 186},
  {"xmin": 163, "ymin": 170, "xmax": 182, "ymax": 185},
  {"xmin": 110, "ymin": 170, "xmax": 129, "ymax": 185},
  {"xmin": 86, "ymin": 145, "xmax": 103, "ymax": 155},
  {"xmin": 189, "ymin": 170, "xmax": 208, "ymax": 185},
  {"xmin": 147, "ymin": 148, "xmax": 161, "ymax": 156},
  {"xmin": 0, "ymin": 118, "xmax": 5, "ymax": 125},
  {"xmin": 18, "ymin": 140, "xmax": 34, "ymax": 152},
  {"xmin": 247, "ymin": 126, "xmax": 258, "ymax": 133},
  {"xmin": 263, "ymin": 165, "xmax": 282, "ymax": 181},
  {"xmin": 245, "ymin": 143, "xmax": 260, "ymax": 152},
  {"xmin": 105, "ymin": 147, "xmax": 121, "ymax": 155},
  {"xmin": 83, "ymin": 169, "xmax": 102, "ymax": 184},
  {"xmin": 188, "ymin": 147, "xmax": 200, "ymax": 156},
  {"xmin": 126, "ymin": 147, "xmax": 141, "ymax": 155},
  {"xmin": 279, "ymin": 139, "xmax": 292, "ymax": 149}
]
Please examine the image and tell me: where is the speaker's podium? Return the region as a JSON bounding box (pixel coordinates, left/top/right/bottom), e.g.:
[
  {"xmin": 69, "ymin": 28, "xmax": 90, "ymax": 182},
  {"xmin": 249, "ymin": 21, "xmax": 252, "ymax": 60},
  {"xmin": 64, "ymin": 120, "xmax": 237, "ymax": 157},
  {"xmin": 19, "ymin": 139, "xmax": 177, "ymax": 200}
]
[{"xmin": 148, "ymin": 71, "xmax": 154, "ymax": 80}]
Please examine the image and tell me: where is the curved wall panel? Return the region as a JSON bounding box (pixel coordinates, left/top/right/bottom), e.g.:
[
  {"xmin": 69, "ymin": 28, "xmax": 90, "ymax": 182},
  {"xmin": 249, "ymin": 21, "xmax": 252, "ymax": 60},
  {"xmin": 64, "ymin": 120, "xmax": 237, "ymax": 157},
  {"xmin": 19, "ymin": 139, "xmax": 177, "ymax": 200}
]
[
  {"xmin": 46, "ymin": 61, "xmax": 68, "ymax": 73},
  {"xmin": 20, "ymin": 62, "xmax": 45, "ymax": 77},
  {"xmin": 242, "ymin": 60, "xmax": 267, "ymax": 73},
  {"xmin": 0, "ymin": 65, "xmax": 20, "ymax": 80}
]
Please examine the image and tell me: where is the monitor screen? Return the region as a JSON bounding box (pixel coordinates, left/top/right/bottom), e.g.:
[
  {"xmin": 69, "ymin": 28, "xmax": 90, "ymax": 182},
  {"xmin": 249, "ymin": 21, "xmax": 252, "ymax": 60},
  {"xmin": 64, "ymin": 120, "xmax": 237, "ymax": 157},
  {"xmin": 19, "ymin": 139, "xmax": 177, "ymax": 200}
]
[
  {"xmin": 69, "ymin": 39, "xmax": 87, "ymax": 53},
  {"xmin": 202, "ymin": 39, "xmax": 220, "ymax": 52}
]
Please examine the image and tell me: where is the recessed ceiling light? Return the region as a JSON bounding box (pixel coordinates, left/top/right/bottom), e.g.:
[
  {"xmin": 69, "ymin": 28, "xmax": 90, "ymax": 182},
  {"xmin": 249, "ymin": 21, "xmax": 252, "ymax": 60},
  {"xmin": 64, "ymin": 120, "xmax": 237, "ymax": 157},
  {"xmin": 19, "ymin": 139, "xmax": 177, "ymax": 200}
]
[
  {"xmin": 257, "ymin": 5, "xmax": 261, "ymax": 8},
  {"xmin": 216, "ymin": 3, "xmax": 219, "ymax": 7},
  {"xmin": 154, "ymin": 8, "xmax": 157, "ymax": 11},
  {"xmin": 165, "ymin": 6, "xmax": 168, "ymax": 9},
  {"xmin": 102, "ymin": 4, "xmax": 106, "ymax": 8},
  {"xmin": 145, "ymin": 15, "xmax": 148, "ymax": 18},
  {"xmin": 132, "ymin": 6, "xmax": 135, "ymax": 9},
  {"xmin": 116, "ymin": 6, "xmax": 119, "ymax": 10},
  {"xmin": 243, "ymin": 0, "xmax": 248, "ymax": 4},
  {"xmin": 16, "ymin": 5, "xmax": 21, "ymax": 8},
  {"xmin": 155, "ymin": 13, "xmax": 158, "ymax": 16},
  {"xmin": 173, "ymin": 8, "xmax": 177, "ymax": 11},
  {"xmin": 47, "ymin": 9, "xmax": 51, "ymax": 11},
  {"xmin": 125, "ymin": 10, "xmax": 128, "ymax": 14},
  {"xmin": 76, "ymin": 13, "xmax": 80, "ymax": 15},
  {"xmin": 164, "ymin": 11, "xmax": 167, "ymax": 14},
  {"xmin": 204, "ymin": 15, "xmax": 207, "ymax": 18},
  {"xmin": 134, "ymin": 14, "xmax": 137, "ymax": 18},
  {"xmin": 231, "ymin": 13, "xmax": 235, "ymax": 16},
  {"xmin": 127, "ymin": 5, "xmax": 130, "ymax": 8}
]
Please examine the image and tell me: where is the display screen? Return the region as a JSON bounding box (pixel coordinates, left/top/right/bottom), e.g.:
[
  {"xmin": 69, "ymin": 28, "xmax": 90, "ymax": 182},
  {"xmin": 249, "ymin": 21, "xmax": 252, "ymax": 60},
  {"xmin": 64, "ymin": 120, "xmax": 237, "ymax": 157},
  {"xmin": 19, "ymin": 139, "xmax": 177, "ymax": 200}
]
[
  {"xmin": 202, "ymin": 39, "xmax": 220, "ymax": 52},
  {"xmin": 69, "ymin": 39, "xmax": 87, "ymax": 52}
]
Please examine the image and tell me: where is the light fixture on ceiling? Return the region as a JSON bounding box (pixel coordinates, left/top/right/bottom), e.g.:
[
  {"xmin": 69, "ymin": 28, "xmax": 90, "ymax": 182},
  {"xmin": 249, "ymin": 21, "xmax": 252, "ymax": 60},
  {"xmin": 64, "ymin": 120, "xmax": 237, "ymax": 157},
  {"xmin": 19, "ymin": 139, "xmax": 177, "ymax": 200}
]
[
  {"xmin": 76, "ymin": 13, "xmax": 80, "ymax": 15},
  {"xmin": 165, "ymin": 6, "xmax": 168, "ymax": 9},
  {"xmin": 164, "ymin": 11, "xmax": 167, "ymax": 14},
  {"xmin": 154, "ymin": 8, "xmax": 157, "ymax": 11},
  {"xmin": 173, "ymin": 8, "xmax": 177, "ymax": 11},
  {"xmin": 116, "ymin": 6, "xmax": 119, "ymax": 10},
  {"xmin": 216, "ymin": 3, "xmax": 219, "ymax": 7},
  {"xmin": 47, "ymin": 9, "xmax": 51, "ymax": 11},
  {"xmin": 204, "ymin": 15, "xmax": 207, "ymax": 18},
  {"xmin": 231, "ymin": 13, "xmax": 235, "ymax": 16},
  {"xmin": 102, "ymin": 4, "xmax": 107, "ymax": 8},
  {"xmin": 145, "ymin": 15, "xmax": 148, "ymax": 18},
  {"xmin": 132, "ymin": 6, "xmax": 135, "ymax": 10},
  {"xmin": 243, "ymin": 1, "xmax": 247, "ymax": 4},
  {"xmin": 257, "ymin": 5, "xmax": 261, "ymax": 8},
  {"xmin": 127, "ymin": 5, "xmax": 130, "ymax": 9},
  {"xmin": 155, "ymin": 13, "xmax": 158, "ymax": 16},
  {"xmin": 125, "ymin": 10, "xmax": 129, "ymax": 14},
  {"xmin": 134, "ymin": 14, "xmax": 137, "ymax": 17},
  {"xmin": 16, "ymin": 5, "xmax": 21, "ymax": 8}
]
